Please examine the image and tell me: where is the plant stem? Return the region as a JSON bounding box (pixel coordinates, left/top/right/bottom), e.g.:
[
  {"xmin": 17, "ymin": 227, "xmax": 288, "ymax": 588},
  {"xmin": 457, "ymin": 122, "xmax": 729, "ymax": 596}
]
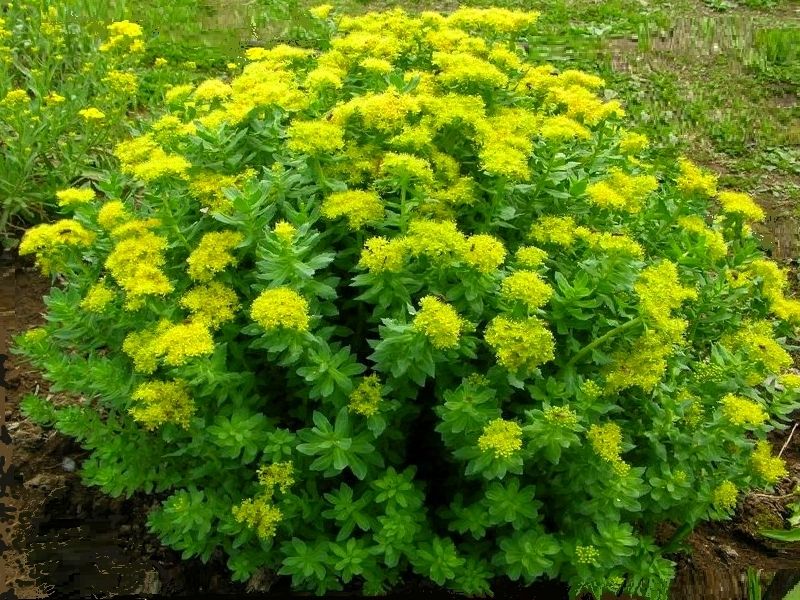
[{"xmin": 565, "ymin": 317, "xmax": 642, "ymax": 369}]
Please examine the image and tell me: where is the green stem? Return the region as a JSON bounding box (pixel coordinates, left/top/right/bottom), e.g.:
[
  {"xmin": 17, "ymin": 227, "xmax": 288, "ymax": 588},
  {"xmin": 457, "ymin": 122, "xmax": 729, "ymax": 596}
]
[
  {"xmin": 565, "ymin": 317, "xmax": 643, "ymax": 369},
  {"xmin": 661, "ymin": 521, "xmax": 693, "ymax": 555}
]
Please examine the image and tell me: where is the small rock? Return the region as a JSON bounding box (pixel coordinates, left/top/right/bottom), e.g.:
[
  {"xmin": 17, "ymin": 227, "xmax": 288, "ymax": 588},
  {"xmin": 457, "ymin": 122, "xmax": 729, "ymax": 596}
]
[
  {"xmin": 61, "ymin": 457, "xmax": 76, "ymax": 472},
  {"xmin": 137, "ymin": 570, "xmax": 161, "ymax": 595},
  {"xmin": 719, "ymin": 544, "xmax": 739, "ymax": 560},
  {"xmin": 120, "ymin": 524, "xmax": 131, "ymax": 534}
]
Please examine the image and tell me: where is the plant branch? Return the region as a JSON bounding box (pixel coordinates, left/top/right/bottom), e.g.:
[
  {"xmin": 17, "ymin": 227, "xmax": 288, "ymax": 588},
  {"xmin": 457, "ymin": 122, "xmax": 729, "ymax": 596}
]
[{"xmin": 565, "ymin": 317, "xmax": 643, "ymax": 369}]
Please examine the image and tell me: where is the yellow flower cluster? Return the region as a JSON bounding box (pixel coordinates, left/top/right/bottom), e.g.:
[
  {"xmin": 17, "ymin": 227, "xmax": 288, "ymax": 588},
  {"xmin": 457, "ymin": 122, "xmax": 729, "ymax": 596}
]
[
  {"xmin": 500, "ymin": 270, "xmax": 553, "ymax": 310},
  {"xmin": 180, "ymin": 282, "xmax": 239, "ymax": 330},
  {"xmin": 604, "ymin": 331, "xmax": 674, "ymax": 392},
  {"xmin": 743, "ymin": 259, "xmax": 800, "ymax": 323},
  {"xmin": 100, "ymin": 20, "xmax": 144, "ymax": 53},
  {"xmin": 250, "ymin": 287, "xmax": 310, "ymax": 332},
  {"xmin": 186, "ymin": 231, "xmax": 244, "ymax": 282},
  {"xmin": 529, "ymin": 215, "xmax": 578, "ymax": 247},
  {"xmin": 232, "ymin": 497, "xmax": 283, "ymax": 539},
  {"xmin": 717, "ymin": 191, "xmax": 765, "ymax": 223},
  {"xmin": 676, "ymin": 158, "xmax": 717, "ymax": 197},
  {"xmin": 722, "ymin": 320, "xmax": 792, "ymax": 379},
  {"xmin": 484, "ymin": 316, "xmax": 555, "ymax": 374},
  {"xmin": 105, "ymin": 230, "xmax": 173, "ymax": 309},
  {"xmin": 257, "ymin": 462, "xmax": 295, "ymax": 493},
  {"xmin": 586, "ymin": 168, "xmax": 658, "ymax": 213},
  {"xmin": 129, "ymin": 379, "xmax": 195, "ymax": 430},
  {"xmin": 634, "ymin": 261, "xmax": 697, "ymax": 330},
  {"xmin": 188, "ymin": 170, "xmax": 254, "ymax": 212},
  {"xmin": 515, "ymin": 246, "xmax": 548, "ymax": 269},
  {"xmin": 543, "ymin": 405, "xmax": 579, "ymax": 428},
  {"xmin": 349, "ymin": 374, "xmax": 382, "ymax": 417},
  {"xmin": 103, "ymin": 69, "xmax": 139, "ymax": 95},
  {"xmin": 720, "ymin": 394, "xmax": 768, "ymax": 427},
  {"xmin": 123, "ymin": 320, "xmax": 214, "ymax": 372},
  {"xmin": 587, "ymin": 422, "xmax": 630, "ymax": 476},
  {"xmin": 678, "ymin": 216, "xmax": 727, "ymax": 260},
  {"xmin": 618, "ymin": 131, "xmax": 649, "ymax": 155},
  {"xmin": 286, "ymin": 119, "xmax": 345, "ymax": 155},
  {"xmin": 19, "ymin": 219, "xmax": 95, "ymax": 274},
  {"xmin": 412, "ymin": 296, "xmax": 464, "ymax": 350},
  {"xmin": 80, "ymin": 282, "xmax": 116, "ymax": 313},
  {"xmin": 478, "ymin": 418, "xmax": 523, "ymax": 458},
  {"xmin": 78, "ymin": 107, "xmax": 105, "ymax": 121},
  {"xmin": 712, "ymin": 480, "xmax": 738, "ymax": 511},
  {"xmin": 56, "ymin": 187, "xmax": 95, "ymax": 208},
  {"xmin": 575, "ymin": 545, "xmax": 600, "ymax": 564},
  {"xmin": 114, "ymin": 135, "xmax": 190, "ymax": 182},
  {"xmin": 321, "ymin": 190, "xmax": 384, "ymax": 229},
  {"xmin": 751, "ymin": 441, "xmax": 787, "ymax": 485}
]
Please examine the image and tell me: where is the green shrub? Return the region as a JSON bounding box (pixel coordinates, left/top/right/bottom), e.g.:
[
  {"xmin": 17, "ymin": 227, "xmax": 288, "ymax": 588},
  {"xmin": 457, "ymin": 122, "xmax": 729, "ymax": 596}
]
[{"xmin": 14, "ymin": 6, "xmax": 800, "ymax": 598}]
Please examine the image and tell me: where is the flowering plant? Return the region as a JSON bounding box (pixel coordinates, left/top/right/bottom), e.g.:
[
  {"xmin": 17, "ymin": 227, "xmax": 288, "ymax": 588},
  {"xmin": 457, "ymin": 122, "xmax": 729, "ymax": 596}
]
[
  {"xmin": 0, "ymin": 1, "xmax": 197, "ymax": 245},
  {"xmin": 16, "ymin": 6, "xmax": 800, "ymax": 597}
]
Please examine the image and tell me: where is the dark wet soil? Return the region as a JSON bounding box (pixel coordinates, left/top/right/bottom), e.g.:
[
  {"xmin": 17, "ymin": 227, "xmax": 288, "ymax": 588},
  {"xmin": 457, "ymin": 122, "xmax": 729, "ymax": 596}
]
[{"xmin": 2, "ymin": 251, "xmax": 800, "ymax": 600}]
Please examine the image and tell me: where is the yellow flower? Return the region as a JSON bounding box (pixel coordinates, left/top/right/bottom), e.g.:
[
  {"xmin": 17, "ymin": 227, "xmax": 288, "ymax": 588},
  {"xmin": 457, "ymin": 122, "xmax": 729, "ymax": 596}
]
[
  {"xmin": 543, "ymin": 405, "xmax": 579, "ymax": 428},
  {"xmin": 186, "ymin": 231, "xmax": 244, "ymax": 282},
  {"xmin": 380, "ymin": 152, "xmax": 435, "ymax": 185},
  {"xmin": 103, "ymin": 69, "xmax": 138, "ymax": 95},
  {"xmin": 349, "ymin": 374, "xmax": 382, "ymax": 417},
  {"xmin": 463, "ymin": 234, "xmax": 506, "ymax": 274},
  {"xmin": 478, "ymin": 418, "xmax": 523, "ymax": 458},
  {"xmin": 720, "ymin": 394, "xmax": 768, "ymax": 427},
  {"xmin": 712, "ymin": 480, "xmax": 738, "ymax": 511},
  {"xmin": 618, "ymin": 131, "xmax": 649, "ymax": 154},
  {"xmin": 286, "ymin": 119, "xmax": 345, "ymax": 155},
  {"xmin": 273, "ymin": 221, "xmax": 297, "ymax": 242},
  {"xmin": 447, "ymin": 7, "xmax": 540, "ymax": 34},
  {"xmin": 539, "ymin": 115, "xmax": 591, "ymax": 141},
  {"xmin": 358, "ymin": 236, "xmax": 408, "ymax": 273},
  {"xmin": 529, "ymin": 215, "xmax": 578, "ymax": 247},
  {"xmin": 321, "ymin": 190, "xmax": 383, "ymax": 229},
  {"xmin": 309, "ymin": 4, "xmax": 333, "ymax": 19},
  {"xmin": 251, "ymin": 287, "xmax": 310, "ymax": 332},
  {"xmin": 604, "ymin": 331, "xmax": 675, "ymax": 393},
  {"xmin": 588, "ymin": 422, "xmax": 630, "ymax": 475},
  {"xmin": 676, "ymin": 157, "xmax": 717, "ymax": 197},
  {"xmin": 722, "ymin": 320, "xmax": 792, "ymax": 376},
  {"xmin": 130, "ymin": 379, "xmax": 195, "ymax": 430},
  {"xmin": 635, "ymin": 261, "xmax": 697, "ymax": 330},
  {"xmin": 1, "ymin": 89, "xmax": 30, "ymax": 108},
  {"xmin": 576, "ymin": 545, "xmax": 600, "ymax": 564},
  {"xmin": 56, "ymin": 187, "xmax": 95, "ymax": 208},
  {"xmin": 154, "ymin": 57, "xmax": 168, "ymax": 67},
  {"xmin": 152, "ymin": 321, "xmax": 215, "ymax": 367},
  {"xmin": 515, "ymin": 246, "xmax": 548, "ymax": 269},
  {"xmin": 413, "ymin": 296, "xmax": 464, "ymax": 350},
  {"xmin": 232, "ymin": 497, "xmax": 282, "ymax": 539},
  {"xmin": 193, "ymin": 79, "xmax": 232, "ymax": 102},
  {"xmin": 257, "ymin": 462, "xmax": 295, "ymax": 492},
  {"xmin": 180, "ymin": 282, "xmax": 239, "ymax": 330},
  {"xmin": 80, "ymin": 282, "xmax": 116, "ymax": 313},
  {"xmin": 751, "ymin": 441, "xmax": 787, "ymax": 484},
  {"xmin": 501, "ymin": 271, "xmax": 553, "ymax": 309},
  {"xmin": 717, "ymin": 190, "xmax": 765, "ymax": 222},
  {"xmin": 586, "ymin": 168, "xmax": 658, "ymax": 213},
  {"xmin": 678, "ymin": 215, "xmax": 727, "ymax": 260},
  {"xmin": 78, "ymin": 107, "xmax": 105, "ymax": 121},
  {"xmin": 18, "ymin": 220, "xmax": 95, "ymax": 275},
  {"xmin": 105, "ymin": 231, "xmax": 173, "ymax": 307},
  {"xmin": 45, "ymin": 91, "xmax": 66, "ymax": 105},
  {"xmin": 484, "ymin": 316, "xmax": 555, "ymax": 373},
  {"xmin": 359, "ymin": 57, "xmax": 393, "ymax": 74}
]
